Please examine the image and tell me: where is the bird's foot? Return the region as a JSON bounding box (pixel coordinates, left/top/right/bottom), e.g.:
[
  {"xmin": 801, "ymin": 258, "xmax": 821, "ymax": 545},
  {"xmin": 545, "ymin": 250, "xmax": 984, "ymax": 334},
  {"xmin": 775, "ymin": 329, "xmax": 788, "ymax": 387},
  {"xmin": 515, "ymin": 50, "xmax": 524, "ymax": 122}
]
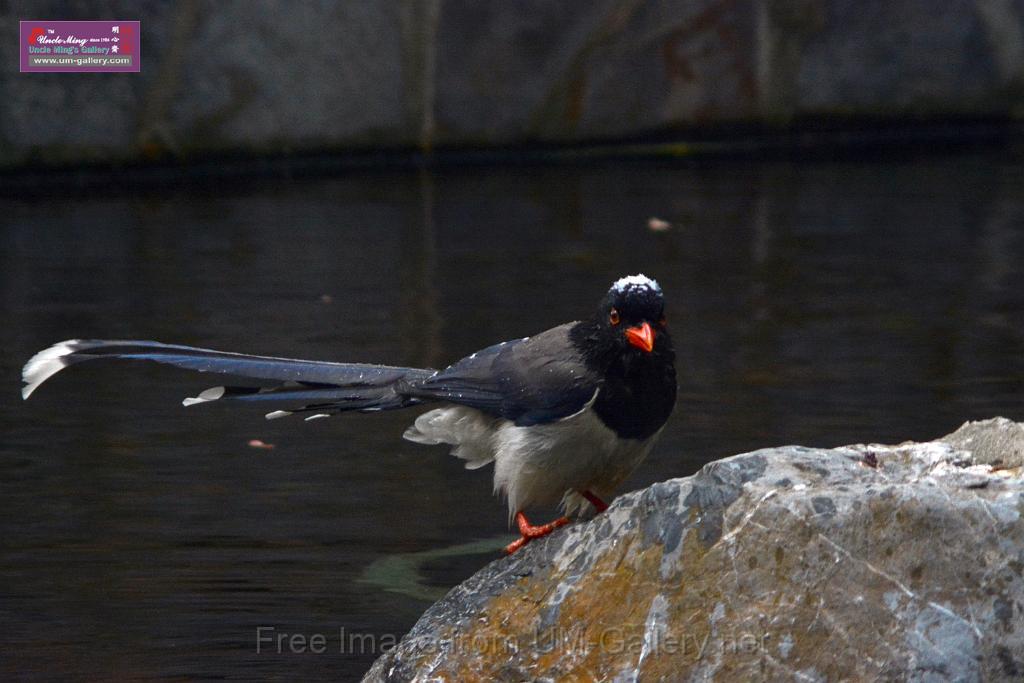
[
  {"xmin": 582, "ymin": 490, "xmax": 609, "ymax": 513},
  {"xmin": 505, "ymin": 511, "xmax": 570, "ymax": 554}
]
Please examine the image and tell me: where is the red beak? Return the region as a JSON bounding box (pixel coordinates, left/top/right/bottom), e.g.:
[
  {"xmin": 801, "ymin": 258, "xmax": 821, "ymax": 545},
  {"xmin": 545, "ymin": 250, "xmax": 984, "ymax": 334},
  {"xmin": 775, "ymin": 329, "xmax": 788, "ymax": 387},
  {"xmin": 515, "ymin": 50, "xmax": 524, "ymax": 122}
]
[{"xmin": 625, "ymin": 322, "xmax": 655, "ymax": 353}]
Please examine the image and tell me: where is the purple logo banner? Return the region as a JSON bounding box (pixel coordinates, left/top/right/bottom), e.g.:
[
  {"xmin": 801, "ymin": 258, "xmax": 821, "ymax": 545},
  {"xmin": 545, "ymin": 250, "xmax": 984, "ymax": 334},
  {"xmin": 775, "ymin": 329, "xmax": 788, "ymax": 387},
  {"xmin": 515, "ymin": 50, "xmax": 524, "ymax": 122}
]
[{"xmin": 20, "ymin": 20, "xmax": 140, "ymax": 73}]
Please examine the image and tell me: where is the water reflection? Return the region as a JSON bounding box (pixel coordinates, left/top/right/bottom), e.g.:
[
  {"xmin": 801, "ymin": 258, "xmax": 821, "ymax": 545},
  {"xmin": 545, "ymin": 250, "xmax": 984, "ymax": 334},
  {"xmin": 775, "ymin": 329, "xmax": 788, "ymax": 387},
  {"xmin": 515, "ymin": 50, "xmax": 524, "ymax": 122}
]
[
  {"xmin": 2, "ymin": 151, "xmax": 1023, "ymax": 679},
  {"xmin": 398, "ymin": 170, "xmax": 443, "ymax": 369}
]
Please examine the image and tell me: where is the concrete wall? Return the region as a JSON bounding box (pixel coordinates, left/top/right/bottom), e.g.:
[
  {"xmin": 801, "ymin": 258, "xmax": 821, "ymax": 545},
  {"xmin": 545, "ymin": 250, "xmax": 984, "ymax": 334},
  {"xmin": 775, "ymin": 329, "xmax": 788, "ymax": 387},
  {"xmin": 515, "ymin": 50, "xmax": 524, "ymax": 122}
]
[{"xmin": 3, "ymin": 0, "xmax": 1024, "ymax": 167}]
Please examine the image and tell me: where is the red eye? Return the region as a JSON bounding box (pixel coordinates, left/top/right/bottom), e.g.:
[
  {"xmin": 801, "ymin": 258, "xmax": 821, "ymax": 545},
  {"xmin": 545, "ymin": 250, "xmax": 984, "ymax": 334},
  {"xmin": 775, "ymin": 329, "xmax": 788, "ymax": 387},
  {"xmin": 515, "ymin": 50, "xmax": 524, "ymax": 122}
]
[{"xmin": 609, "ymin": 309, "xmax": 620, "ymax": 326}]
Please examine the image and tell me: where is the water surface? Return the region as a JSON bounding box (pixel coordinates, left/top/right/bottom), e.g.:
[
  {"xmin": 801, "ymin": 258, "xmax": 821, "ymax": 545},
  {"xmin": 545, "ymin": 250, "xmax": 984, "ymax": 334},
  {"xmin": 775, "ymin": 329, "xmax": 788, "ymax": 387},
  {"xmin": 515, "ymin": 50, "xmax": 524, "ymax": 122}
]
[{"xmin": 3, "ymin": 151, "xmax": 1024, "ymax": 679}]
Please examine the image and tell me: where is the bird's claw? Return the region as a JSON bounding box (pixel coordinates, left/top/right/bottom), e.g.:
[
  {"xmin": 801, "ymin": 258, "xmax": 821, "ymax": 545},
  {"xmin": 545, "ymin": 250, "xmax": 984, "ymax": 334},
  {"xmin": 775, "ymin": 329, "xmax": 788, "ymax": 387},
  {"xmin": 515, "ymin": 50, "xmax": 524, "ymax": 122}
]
[{"xmin": 505, "ymin": 512, "xmax": 570, "ymax": 554}]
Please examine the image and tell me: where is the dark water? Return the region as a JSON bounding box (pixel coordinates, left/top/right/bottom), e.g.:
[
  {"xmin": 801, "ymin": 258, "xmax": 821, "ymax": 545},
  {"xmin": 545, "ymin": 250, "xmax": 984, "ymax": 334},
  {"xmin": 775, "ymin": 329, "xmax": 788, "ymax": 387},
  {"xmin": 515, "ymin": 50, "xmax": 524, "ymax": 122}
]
[{"xmin": 3, "ymin": 151, "xmax": 1024, "ymax": 679}]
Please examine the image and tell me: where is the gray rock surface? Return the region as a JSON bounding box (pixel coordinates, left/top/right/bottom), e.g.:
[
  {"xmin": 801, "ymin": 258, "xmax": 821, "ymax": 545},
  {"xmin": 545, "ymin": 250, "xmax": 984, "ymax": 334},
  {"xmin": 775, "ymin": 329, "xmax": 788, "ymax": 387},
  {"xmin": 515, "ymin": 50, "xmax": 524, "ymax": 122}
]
[
  {"xmin": 942, "ymin": 416, "xmax": 1024, "ymax": 469},
  {"xmin": 4, "ymin": 1, "xmax": 1024, "ymax": 167},
  {"xmin": 365, "ymin": 417, "xmax": 1024, "ymax": 681}
]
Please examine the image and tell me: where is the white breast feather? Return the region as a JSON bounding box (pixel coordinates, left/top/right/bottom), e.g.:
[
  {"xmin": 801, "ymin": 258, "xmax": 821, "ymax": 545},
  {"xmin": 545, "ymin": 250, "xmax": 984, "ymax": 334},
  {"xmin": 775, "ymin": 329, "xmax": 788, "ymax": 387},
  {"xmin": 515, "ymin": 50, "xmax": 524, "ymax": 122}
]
[
  {"xmin": 493, "ymin": 408, "xmax": 658, "ymax": 518},
  {"xmin": 403, "ymin": 400, "xmax": 660, "ymax": 519}
]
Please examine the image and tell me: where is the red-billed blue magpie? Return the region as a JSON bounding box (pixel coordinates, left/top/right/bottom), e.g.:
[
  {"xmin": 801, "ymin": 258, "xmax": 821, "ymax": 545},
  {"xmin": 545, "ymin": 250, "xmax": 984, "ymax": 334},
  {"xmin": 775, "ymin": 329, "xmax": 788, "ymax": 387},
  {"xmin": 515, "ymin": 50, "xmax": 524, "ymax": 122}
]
[{"xmin": 22, "ymin": 274, "xmax": 676, "ymax": 553}]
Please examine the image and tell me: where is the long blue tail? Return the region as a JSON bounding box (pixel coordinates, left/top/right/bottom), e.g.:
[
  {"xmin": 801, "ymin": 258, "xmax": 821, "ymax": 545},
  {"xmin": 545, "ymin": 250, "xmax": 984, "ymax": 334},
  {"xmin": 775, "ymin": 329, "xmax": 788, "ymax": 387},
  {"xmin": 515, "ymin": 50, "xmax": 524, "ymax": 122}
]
[{"xmin": 21, "ymin": 339, "xmax": 435, "ymax": 420}]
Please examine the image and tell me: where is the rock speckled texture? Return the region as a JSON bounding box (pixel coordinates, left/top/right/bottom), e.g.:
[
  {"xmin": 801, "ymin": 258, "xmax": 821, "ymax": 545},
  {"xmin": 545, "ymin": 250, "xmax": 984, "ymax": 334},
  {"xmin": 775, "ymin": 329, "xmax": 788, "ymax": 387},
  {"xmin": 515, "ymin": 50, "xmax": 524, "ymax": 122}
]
[{"xmin": 365, "ymin": 418, "xmax": 1024, "ymax": 682}]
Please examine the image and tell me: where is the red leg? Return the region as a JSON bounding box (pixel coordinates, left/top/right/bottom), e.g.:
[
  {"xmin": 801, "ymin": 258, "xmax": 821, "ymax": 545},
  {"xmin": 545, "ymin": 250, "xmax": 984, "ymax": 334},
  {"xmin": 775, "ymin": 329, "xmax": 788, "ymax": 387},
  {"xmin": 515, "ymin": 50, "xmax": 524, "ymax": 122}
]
[
  {"xmin": 504, "ymin": 511, "xmax": 570, "ymax": 554},
  {"xmin": 582, "ymin": 490, "xmax": 609, "ymax": 513}
]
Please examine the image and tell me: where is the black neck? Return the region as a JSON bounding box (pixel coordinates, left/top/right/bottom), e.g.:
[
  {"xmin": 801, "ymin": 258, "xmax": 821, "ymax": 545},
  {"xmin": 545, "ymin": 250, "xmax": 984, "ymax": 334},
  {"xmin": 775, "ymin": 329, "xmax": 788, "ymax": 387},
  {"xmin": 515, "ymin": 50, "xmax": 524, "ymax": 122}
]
[{"xmin": 569, "ymin": 320, "xmax": 677, "ymax": 439}]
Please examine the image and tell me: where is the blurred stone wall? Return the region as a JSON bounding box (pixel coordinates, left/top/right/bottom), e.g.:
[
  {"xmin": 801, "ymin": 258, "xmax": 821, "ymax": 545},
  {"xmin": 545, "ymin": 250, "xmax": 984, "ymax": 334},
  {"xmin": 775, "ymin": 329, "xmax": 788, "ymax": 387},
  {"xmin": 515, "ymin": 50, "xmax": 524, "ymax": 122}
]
[{"xmin": 3, "ymin": 0, "xmax": 1024, "ymax": 168}]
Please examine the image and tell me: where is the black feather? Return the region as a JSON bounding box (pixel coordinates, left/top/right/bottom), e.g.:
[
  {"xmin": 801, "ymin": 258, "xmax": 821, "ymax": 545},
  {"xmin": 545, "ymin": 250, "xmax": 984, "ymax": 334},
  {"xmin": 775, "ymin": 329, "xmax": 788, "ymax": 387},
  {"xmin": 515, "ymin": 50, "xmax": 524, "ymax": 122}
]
[
  {"xmin": 403, "ymin": 324, "xmax": 601, "ymax": 425},
  {"xmin": 22, "ymin": 339, "xmax": 434, "ymax": 415},
  {"xmin": 58, "ymin": 340, "xmax": 428, "ymax": 386}
]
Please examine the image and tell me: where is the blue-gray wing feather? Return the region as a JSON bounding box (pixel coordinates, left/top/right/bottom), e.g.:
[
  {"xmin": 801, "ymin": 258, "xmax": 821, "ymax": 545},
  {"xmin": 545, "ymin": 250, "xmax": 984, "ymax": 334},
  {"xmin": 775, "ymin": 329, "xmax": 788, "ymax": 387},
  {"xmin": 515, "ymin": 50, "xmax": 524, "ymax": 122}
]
[{"xmin": 405, "ymin": 323, "xmax": 598, "ymax": 425}]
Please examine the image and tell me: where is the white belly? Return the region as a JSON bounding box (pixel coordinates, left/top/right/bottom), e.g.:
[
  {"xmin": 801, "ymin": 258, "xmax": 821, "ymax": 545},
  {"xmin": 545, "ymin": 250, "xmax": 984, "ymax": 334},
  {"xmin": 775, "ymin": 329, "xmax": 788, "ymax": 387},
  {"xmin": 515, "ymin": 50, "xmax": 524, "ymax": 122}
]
[{"xmin": 403, "ymin": 404, "xmax": 660, "ymax": 518}]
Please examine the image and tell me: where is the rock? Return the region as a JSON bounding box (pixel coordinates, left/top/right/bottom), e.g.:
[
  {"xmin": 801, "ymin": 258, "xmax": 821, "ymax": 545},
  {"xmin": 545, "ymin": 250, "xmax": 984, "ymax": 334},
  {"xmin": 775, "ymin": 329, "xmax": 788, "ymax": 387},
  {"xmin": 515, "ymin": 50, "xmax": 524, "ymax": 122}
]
[
  {"xmin": 4, "ymin": 2, "xmax": 1024, "ymax": 167},
  {"xmin": 941, "ymin": 417, "xmax": 1024, "ymax": 470},
  {"xmin": 365, "ymin": 418, "xmax": 1024, "ymax": 682}
]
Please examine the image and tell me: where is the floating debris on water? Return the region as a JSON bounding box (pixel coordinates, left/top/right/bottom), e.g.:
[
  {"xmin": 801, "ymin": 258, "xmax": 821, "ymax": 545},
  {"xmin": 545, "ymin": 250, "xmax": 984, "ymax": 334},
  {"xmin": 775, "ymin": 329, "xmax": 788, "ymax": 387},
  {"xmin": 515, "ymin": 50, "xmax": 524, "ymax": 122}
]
[{"xmin": 647, "ymin": 217, "xmax": 671, "ymax": 232}]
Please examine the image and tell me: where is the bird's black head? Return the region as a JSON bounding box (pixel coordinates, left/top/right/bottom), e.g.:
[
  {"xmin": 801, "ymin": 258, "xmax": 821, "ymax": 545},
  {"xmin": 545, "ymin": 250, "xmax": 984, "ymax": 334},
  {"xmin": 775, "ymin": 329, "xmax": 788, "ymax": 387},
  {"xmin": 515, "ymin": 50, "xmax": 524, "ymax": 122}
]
[
  {"xmin": 570, "ymin": 273, "xmax": 677, "ymax": 439},
  {"xmin": 596, "ymin": 274, "xmax": 669, "ymax": 356}
]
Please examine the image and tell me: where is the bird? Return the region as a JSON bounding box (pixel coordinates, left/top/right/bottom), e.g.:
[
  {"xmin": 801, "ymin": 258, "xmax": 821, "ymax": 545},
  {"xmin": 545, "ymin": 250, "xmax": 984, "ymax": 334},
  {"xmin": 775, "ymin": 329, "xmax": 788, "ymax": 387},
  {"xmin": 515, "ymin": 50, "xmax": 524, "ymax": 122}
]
[{"xmin": 21, "ymin": 274, "xmax": 677, "ymax": 553}]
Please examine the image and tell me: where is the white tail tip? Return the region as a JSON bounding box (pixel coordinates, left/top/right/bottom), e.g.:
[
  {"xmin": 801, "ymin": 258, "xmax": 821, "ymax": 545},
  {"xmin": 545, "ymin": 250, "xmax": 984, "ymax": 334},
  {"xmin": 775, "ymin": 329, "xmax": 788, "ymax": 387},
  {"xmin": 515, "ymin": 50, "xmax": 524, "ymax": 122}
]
[
  {"xmin": 21, "ymin": 340, "xmax": 81, "ymax": 400},
  {"xmin": 182, "ymin": 386, "xmax": 226, "ymax": 407}
]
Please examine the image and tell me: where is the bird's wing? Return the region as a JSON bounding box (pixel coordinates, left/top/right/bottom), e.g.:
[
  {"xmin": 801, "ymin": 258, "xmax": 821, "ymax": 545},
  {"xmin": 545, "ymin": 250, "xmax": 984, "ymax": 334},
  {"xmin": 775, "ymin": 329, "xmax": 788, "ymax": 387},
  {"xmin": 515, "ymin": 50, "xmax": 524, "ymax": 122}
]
[{"xmin": 405, "ymin": 323, "xmax": 600, "ymax": 426}]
